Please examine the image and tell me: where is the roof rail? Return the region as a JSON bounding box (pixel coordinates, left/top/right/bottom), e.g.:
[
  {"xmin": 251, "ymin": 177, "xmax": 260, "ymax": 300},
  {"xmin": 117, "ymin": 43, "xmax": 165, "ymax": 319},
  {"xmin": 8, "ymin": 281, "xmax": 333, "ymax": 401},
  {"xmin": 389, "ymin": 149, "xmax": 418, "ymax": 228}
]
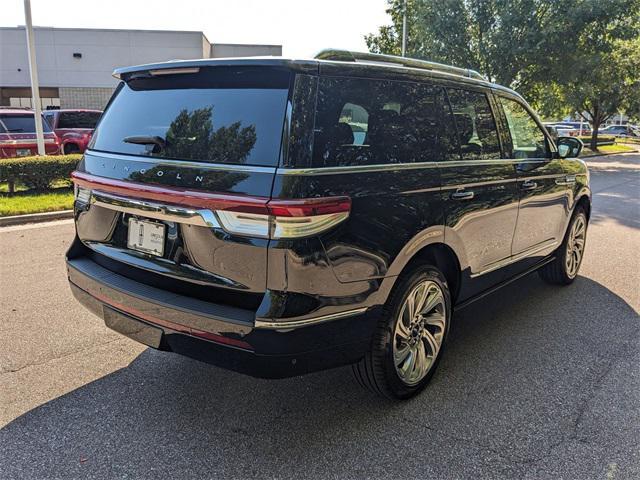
[{"xmin": 314, "ymin": 49, "xmax": 485, "ymax": 81}]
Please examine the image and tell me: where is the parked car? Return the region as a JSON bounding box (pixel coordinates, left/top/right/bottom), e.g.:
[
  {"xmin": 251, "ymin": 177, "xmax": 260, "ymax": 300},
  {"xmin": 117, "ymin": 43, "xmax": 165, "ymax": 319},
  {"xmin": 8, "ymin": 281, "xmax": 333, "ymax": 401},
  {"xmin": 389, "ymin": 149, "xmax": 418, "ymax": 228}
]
[
  {"xmin": 43, "ymin": 109, "xmax": 102, "ymax": 154},
  {"xmin": 0, "ymin": 108, "xmax": 61, "ymax": 158},
  {"xmin": 543, "ymin": 123, "xmax": 574, "ymax": 139},
  {"xmin": 598, "ymin": 124, "xmax": 640, "ymax": 137},
  {"xmin": 67, "ymin": 51, "xmax": 591, "ymax": 399},
  {"xmin": 552, "ymin": 122, "xmax": 591, "ymax": 137}
]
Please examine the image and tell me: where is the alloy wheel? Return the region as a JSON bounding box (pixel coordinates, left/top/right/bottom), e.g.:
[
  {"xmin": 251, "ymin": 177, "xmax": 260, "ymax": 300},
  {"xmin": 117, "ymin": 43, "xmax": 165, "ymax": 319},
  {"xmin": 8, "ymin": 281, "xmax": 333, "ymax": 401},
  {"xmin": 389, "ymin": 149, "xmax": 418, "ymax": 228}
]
[
  {"xmin": 566, "ymin": 214, "xmax": 586, "ymax": 278},
  {"xmin": 393, "ymin": 280, "xmax": 447, "ymax": 386}
]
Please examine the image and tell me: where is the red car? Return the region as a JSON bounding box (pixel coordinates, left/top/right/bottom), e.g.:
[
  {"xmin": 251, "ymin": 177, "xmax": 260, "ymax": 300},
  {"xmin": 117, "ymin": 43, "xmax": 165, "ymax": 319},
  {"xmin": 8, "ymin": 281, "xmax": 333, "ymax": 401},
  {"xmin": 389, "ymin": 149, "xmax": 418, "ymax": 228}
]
[
  {"xmin": 43, "ymin": 109, "xmax": 102, "ymax": 154},
  {"xmin": 0, "ymin": 108, "xmax": 61, "ymax": 158}
]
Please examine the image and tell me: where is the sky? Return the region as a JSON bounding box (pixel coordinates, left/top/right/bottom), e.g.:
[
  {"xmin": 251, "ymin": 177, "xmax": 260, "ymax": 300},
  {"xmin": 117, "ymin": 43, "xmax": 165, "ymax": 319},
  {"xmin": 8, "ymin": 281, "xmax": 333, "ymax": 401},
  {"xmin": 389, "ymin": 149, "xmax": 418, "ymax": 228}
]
[{"xmin": 2, "ymin": 0, "xmax": 391, "ymax": 57}]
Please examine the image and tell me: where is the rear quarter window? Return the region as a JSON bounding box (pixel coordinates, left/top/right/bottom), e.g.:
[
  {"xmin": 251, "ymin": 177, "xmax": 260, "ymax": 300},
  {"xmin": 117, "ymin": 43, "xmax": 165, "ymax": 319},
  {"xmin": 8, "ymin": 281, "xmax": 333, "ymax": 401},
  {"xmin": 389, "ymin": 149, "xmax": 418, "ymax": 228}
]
[
  {"xmin": 90, "ymin": 67, "xmax": 291, "ymax": 166},
  {"xmin": 312, "ymin": 76, "xmax": 456, "ymax": 167}
]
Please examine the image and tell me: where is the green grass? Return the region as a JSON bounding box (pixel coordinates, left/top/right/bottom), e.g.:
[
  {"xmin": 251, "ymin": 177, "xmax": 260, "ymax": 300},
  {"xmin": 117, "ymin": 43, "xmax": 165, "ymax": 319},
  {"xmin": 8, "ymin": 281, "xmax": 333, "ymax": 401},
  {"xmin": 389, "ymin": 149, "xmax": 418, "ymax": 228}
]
[
  {"xmin": 581, "ymin": 143, "xmax": 636, "ymax": 157},
  {"xmin": 0, "ymin": 190, "xmax": 74, "ymax": 217}
]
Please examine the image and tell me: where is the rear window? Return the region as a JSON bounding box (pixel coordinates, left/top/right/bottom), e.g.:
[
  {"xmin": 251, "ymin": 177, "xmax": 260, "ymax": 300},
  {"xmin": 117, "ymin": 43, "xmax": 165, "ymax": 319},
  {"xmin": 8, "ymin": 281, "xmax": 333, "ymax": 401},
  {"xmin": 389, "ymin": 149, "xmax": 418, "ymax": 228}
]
[
  {"xmin": 91, "ymin": 67, "xmax": 291, "ymax": 166},
  {"xmin": 58, "ymin": 111, "xmax": 101, "ymax": 129},
  {"xmin": 0, "ymin": 114, "xmax": 52, "ymax": 133}
]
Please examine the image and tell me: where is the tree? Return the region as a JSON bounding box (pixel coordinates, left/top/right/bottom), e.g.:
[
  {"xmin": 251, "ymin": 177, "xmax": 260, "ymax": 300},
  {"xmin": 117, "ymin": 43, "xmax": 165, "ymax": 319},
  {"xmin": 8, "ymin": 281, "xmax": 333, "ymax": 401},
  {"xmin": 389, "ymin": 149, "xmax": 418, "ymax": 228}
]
[
  {"xmin": 559, "ymin": 38, "xmax": 640, "ymax": 150},
  {"xmin": 164, "ymin": 107, "xmax": 257, "ymax": 163},
  {"xmin": 366, "ymin": 1, "xmax": 640, "ymax": 107}
]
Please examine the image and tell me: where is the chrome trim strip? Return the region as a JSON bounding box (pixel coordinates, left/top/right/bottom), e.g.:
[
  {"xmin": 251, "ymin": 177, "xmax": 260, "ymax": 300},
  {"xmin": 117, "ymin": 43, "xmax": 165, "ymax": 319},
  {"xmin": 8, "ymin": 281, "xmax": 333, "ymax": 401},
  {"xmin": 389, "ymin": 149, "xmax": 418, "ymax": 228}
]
[
  {"xmin": 471, "ymin": 240, "xmax": 558, "ymax": 278},
  {"xmin": 279, "ymin": 161, "xmax": 440, "ymax": 176},
  {"xmin": 278, "ymin": 158, "xmax": 548, "ymax": 176},
  {"xmin": 90, "ymin": 191, "xmax": 220, "ymax": 228},
  {"xmin": 254, "ymin": 307, "xmax": 368, "ymax": 330},
  {"xmin": 85, "ymin": 150, "xmax": 278, "ymax": 174}
]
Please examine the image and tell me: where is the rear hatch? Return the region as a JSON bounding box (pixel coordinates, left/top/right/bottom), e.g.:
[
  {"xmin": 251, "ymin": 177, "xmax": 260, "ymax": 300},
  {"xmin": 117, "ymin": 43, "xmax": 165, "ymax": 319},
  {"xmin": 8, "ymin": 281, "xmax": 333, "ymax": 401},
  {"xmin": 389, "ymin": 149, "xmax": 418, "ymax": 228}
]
[
  {"xmin": 72, "ymin": 65, "xmax": 292, "ymax": 310},
  {"xmin": 0, "ymin": 113, "xmax": 59, "ymax": 157}
]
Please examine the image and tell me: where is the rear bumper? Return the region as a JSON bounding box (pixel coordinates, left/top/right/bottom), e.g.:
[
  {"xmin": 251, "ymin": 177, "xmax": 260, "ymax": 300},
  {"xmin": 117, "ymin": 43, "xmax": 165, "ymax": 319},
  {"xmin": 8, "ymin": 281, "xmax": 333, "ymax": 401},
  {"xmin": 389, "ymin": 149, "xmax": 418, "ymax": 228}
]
[{"xmin": 67, "ymin": 256, "xmax": 378, "ymax": 378}]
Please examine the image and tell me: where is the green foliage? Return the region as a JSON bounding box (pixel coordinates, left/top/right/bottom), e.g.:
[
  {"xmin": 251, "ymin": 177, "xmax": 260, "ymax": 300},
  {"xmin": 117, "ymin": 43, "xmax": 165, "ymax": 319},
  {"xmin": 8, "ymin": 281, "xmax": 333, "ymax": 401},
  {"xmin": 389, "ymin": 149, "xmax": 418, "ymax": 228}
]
[
  {"xmin": 0, "ymin": 154, "xmax": 81, "ymax": 192},
  {"xmin": 366, "ymin": 0, "xmax": 640, "ymax": 150},
  {"xmin": 555, "ymin": 35, "xmax": 640, "ymax": 149},
  {"xmin": 163, "ymin": 107, "xmax": 257, "ymax": 163}
]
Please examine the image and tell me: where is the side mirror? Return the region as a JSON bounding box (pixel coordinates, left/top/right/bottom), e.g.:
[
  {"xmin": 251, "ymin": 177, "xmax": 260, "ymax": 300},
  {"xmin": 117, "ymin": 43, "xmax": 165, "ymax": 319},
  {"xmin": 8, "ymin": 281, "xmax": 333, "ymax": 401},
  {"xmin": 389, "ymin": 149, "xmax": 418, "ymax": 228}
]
[{"xmin": 557, "ymin": 136, "xmax": 583, "ymax": 158}]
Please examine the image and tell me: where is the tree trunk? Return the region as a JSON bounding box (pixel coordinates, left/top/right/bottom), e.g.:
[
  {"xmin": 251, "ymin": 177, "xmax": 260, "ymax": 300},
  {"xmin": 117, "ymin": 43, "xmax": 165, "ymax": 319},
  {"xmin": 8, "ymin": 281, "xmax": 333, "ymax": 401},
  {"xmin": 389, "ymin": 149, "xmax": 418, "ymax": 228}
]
[{"xmin": 590, "ymin": 119, "xmax": 600, "ymax": 151}]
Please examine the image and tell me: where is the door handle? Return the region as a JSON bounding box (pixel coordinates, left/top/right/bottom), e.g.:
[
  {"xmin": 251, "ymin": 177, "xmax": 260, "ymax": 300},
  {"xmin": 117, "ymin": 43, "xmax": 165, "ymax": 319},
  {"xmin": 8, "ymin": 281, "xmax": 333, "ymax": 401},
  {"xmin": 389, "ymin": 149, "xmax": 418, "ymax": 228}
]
[
  {"xmin": 450, "ymin": 189, "xmax": 475, "ymax": 200},
  {"xmin": 554, "ymin": 175, "xmax": 576, "ymax": 186},
  {"xmin": 521, "ymin": 180, "xmax": 538, "ymax": 191}
]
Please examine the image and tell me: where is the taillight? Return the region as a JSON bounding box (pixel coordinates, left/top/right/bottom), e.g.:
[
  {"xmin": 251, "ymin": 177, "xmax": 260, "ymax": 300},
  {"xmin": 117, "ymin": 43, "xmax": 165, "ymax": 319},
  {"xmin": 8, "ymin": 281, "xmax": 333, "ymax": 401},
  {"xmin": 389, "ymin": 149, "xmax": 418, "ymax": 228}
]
[
  {"xmin": 217, "ymin": 197, "xmax": 351, "ymax": 239},
  {"xmin": 71, "ymin": 172, "xmax": 351, "ymax": 239}
]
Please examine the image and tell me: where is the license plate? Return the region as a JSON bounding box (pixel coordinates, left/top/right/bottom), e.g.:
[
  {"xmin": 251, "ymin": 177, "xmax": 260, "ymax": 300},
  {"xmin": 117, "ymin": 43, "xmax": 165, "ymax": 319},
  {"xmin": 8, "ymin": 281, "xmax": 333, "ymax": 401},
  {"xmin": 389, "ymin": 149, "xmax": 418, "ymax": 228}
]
[
  {"xmin": 127, "ymin": 218, "xmax": 165, "ymax": 256},
  {"xmin": 16, "ymin": 149, "xmax": 31, "ymax": 157}
]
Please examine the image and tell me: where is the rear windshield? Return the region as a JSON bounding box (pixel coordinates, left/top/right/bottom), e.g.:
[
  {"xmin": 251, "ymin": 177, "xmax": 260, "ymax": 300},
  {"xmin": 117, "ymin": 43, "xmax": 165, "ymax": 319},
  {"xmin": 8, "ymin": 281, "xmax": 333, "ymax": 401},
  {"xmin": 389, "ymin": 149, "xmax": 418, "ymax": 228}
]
[
  {"xmin": 91, "ymin": 67, "xmax": 291, "ymax": 166},
  {"xmin": 0, "ymin": 114, "xmax": 52, "ymax": 133},
  {"xmin": 58, "ymin": 111, "xmax": 101, "ymax": 129}
]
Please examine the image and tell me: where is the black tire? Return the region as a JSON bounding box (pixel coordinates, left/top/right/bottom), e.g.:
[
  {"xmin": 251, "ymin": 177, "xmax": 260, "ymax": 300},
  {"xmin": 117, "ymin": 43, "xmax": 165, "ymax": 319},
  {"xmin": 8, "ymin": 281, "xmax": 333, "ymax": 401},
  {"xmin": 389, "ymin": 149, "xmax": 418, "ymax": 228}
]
[
  {"xmin": 538, "ymin": 207, "xmax": 588, "ymax": 285},
  {"xmin": 352, "ymin": 264, "xmax": 451, "ymax": 400},
  {"xmin": 63, "ymin": 143, "xmax": 80, "ymax": 155}
]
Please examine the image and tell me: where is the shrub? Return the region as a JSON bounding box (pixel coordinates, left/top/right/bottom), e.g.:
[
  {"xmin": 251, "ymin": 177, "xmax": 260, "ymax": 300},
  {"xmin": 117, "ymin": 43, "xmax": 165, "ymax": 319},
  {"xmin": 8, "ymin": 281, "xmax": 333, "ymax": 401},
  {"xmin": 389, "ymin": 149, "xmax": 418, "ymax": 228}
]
[{"xmin": 0, "ymin": 154, "xmax": 81, "ymax": 193}]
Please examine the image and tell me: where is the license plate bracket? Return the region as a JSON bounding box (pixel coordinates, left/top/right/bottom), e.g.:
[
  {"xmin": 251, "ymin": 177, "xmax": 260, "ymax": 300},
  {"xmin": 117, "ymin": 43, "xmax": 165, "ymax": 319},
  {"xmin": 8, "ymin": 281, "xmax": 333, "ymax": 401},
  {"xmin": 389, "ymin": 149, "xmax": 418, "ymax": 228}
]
[{"xmin": 127, "ymin": 217, "xmax": 166, "ymax": 257}]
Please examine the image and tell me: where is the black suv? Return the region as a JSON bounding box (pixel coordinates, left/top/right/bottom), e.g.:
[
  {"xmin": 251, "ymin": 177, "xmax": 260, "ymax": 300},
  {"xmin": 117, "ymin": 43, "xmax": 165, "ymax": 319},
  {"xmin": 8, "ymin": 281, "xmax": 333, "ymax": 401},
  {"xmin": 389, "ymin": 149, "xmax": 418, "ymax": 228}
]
[{"xmin": 67, "ymin": 50, "xmax": 590, "ymax": 399}]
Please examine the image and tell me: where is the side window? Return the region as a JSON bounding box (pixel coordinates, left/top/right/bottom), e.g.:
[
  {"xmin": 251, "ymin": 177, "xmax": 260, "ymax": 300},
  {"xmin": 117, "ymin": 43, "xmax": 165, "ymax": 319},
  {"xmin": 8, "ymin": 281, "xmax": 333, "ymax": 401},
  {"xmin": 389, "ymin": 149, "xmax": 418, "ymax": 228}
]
[
  {"xmin": 446, "ymin": 89, "xmax": 501, "ymax": 160},
  {"xmin": 312, "ymin": 77, "xmax": 452, "ymax": 167},
  {"xmin": 499, "ymin": 97, "xmax": 550, "ymax": 159}
]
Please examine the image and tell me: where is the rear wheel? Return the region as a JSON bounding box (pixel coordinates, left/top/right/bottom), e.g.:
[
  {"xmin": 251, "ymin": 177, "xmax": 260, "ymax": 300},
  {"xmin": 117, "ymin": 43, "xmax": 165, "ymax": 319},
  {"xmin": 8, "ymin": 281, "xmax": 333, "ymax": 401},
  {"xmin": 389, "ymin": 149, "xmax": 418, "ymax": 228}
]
[
  {"xmin": 352, "ymin": 265, "xmax": 451, "ymax": 399},
  {"xmin": 63, "ymin": 143, "xmax": 80, "ymax": 155},
  {"xmin": 539, "ymin": 208, "xmax": 588, "ymax": 285}
]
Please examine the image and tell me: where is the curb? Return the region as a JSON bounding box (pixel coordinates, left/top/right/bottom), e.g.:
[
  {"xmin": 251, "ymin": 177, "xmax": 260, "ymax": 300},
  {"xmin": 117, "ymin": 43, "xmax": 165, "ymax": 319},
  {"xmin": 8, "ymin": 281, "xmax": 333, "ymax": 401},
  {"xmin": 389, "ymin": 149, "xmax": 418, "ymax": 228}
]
[{"xmin": 0, "ymin": 210, "xmax": 74, "ymax": 227}]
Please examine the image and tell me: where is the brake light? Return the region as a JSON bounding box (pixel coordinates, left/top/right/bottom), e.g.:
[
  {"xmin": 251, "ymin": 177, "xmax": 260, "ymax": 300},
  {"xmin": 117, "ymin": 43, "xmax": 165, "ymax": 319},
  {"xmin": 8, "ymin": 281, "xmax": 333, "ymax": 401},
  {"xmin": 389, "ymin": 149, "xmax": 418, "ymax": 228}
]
[
  {"xmin": 71, "ymin": 172, "xmax": 351, "ymax": 239},
  {"xmin": 217, "ymin": 197, "xmax": 351, "ymax": 239}
]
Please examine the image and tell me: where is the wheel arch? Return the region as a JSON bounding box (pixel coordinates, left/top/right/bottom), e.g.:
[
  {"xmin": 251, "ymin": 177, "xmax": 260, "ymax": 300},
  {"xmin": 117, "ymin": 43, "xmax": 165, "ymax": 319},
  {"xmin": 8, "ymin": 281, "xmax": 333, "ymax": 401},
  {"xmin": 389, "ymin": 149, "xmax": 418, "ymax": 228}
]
[
  {"xmin": 575, "ymin": 193, "xmax": 591, "ymax": 219},
  {"xmin": 407, "ymin": 243, "xmax": 462, "ymax": 302}
]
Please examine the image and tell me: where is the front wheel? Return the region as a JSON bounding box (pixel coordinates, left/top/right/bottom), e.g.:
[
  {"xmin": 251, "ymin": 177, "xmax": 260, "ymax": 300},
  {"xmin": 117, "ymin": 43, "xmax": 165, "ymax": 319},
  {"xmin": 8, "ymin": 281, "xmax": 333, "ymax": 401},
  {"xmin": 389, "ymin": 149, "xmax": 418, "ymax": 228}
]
[
  {"xmin": 539, "ymin": 208, "xmax": 588, "ymax": 285},
  {"xmin": 352, "ymin": 265, "xmax": 451, "ymax": 400}
]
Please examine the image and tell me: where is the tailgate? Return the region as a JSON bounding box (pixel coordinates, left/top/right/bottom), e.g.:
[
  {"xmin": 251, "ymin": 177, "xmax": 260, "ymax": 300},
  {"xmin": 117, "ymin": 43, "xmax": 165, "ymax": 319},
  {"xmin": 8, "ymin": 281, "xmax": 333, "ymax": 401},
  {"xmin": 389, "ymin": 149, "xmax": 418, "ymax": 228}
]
[{"xmin": 72, "ymin": 65, "xmax": 291, "ymax": 308}]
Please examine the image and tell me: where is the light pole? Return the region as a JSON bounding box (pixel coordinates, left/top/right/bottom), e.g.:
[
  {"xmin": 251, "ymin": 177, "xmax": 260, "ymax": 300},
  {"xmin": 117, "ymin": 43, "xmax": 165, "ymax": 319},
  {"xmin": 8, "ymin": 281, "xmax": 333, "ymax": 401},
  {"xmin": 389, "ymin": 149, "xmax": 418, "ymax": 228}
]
[
  {"xmin": 401, "ymin": 0, "xmax": 407, "ymax": 57},
  {"xmin": 23, "ymin": 0, "xmax": 45, "ymax": 156}
]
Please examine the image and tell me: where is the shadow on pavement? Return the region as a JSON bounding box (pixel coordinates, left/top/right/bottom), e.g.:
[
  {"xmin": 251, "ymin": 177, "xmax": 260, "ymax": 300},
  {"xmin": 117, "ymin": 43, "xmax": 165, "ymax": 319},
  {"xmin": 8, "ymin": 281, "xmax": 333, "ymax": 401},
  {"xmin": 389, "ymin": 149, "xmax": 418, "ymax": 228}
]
[{"xmin": 1, "ymin": 274, "xmax": 638, "ymax": 478}]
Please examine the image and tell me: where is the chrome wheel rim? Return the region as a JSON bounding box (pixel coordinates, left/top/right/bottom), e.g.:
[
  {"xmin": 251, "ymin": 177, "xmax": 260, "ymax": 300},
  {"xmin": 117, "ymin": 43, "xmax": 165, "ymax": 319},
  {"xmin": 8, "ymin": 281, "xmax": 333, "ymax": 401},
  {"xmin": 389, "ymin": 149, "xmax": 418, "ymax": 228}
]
[
  {"xmin": 566, "ymin": 214, "xmax": 587, "ymax": 278},
  {"xmin": 393, "ymin": 280, "xmax": 446, "ymax": 386}
]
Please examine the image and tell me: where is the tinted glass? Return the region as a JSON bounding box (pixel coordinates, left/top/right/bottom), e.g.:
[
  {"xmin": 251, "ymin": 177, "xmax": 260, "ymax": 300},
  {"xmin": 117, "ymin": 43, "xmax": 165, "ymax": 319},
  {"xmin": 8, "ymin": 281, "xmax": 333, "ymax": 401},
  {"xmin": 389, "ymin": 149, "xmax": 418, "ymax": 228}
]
[
  {"xmin": 0, "ymin": 114, "xmax": 52, "ymax": 133},
  {"xmin": 313, "ymin": 77, "xmax": 454, "ymax": 167},
  {"xmin": 91, "ymin": 67, "xmax": 290, "ymax": 166},
  {"xmin": 58, "ymin": 111, "xmax": 101, "ymax": 129},
  {"xmin": 446, "ymin": 89, "xmax": 501, "ymax": 160},
  {"xmin": 499, "ymin": 97, "xmax": 550, "ymax": 159}
]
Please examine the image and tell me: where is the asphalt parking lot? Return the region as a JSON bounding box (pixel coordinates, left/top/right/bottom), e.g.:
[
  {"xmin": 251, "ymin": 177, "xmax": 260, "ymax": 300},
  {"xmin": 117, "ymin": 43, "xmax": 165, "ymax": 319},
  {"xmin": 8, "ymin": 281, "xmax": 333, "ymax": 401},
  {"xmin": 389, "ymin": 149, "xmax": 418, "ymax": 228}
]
[{"xmin": 1, "ymin": 153, "xmax": 638, "ymax": 479}]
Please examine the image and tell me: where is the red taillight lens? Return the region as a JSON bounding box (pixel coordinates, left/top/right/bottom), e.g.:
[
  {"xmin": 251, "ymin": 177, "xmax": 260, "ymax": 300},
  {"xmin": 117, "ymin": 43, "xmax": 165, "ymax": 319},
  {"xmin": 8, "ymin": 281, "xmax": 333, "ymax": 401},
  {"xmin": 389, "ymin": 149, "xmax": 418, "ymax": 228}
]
[
  {"xmin": 71, "ymin": 172, "xmax": 351, "ymax": 239},
  {"xmin": 267, "ymin": 197, "xmax": 351, "ymax": 217}
]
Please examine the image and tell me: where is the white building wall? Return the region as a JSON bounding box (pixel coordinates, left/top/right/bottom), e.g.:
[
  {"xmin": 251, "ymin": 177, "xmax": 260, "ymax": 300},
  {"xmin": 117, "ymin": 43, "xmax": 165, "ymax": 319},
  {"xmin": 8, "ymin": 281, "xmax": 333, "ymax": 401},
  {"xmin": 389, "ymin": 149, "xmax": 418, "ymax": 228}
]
[
  {"xmin": 211, "ymin": 44, "xmax": 282, "ymax": 58},
  {"xmin": 0, "ymin": 27, "xmax": 210, "ymax": 88}
]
